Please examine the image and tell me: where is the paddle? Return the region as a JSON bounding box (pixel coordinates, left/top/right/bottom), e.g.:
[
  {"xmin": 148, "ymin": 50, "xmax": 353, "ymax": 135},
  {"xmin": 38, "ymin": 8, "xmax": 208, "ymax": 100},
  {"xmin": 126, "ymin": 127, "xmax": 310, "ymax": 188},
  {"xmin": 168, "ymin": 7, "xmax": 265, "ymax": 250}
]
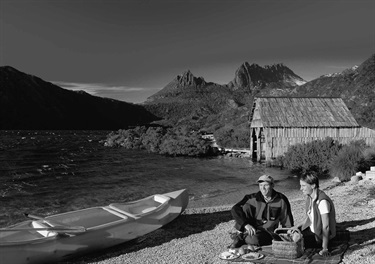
[
  {"xmin": 24, "ymin": 213, "xmax": 54, "ymax": 221},
  {"xmin": 0, "ymin": 226, "xmax": 86, "ymax": 233},
  {"xmin": 24, "ymin": 213, "xmax": 86, "ymax": 233}
]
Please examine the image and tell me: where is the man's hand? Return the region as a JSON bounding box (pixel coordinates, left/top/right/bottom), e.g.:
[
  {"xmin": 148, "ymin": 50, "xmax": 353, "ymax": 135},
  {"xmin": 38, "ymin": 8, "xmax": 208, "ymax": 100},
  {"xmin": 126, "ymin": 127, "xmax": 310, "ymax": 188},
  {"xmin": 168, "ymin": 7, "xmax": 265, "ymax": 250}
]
[
  {"xmin": 287, "ymin": 225, "xmax": 301, "ymax": 234},
  {"xmin": 245, "ymin": 224, "xmax": 256, "ymax": 236},
  {"xmin": 319, "ymin": 249, "xmax": 331, "ymax": 257}
]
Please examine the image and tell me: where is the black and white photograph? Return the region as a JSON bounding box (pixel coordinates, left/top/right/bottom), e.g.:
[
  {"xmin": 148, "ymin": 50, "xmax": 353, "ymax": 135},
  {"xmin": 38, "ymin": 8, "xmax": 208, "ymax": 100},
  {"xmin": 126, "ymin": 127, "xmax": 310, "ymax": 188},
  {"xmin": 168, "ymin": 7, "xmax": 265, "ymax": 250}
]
[{"xmin": 1, "ymin": 0, "xmax": 374, "ymax": 263}]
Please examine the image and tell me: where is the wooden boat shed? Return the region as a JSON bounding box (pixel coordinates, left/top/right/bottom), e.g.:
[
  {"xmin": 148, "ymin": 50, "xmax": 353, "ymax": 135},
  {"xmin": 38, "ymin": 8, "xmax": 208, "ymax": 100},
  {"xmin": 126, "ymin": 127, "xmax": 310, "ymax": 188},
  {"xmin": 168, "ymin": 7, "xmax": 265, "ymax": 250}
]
[{"xmin": 250, "ymin": 97, "xmax": 375, "ymax": 161}]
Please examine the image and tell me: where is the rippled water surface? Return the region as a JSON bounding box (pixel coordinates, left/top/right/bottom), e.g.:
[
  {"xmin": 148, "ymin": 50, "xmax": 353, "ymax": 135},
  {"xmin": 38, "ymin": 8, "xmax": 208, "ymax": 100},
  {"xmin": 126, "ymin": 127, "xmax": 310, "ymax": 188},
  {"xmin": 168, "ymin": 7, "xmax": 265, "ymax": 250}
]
[{"xmin": 0, "ymin": 130, "xmax": 298, "ymax": 227}]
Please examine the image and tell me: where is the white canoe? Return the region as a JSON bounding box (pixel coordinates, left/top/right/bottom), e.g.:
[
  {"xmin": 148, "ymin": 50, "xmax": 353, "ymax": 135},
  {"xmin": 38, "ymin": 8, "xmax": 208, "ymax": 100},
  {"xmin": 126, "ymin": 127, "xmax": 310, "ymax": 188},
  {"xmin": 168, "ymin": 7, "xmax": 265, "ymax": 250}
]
[{"xmin": 0, "ymin": 189, "xmax": 189, "ymax": 264}]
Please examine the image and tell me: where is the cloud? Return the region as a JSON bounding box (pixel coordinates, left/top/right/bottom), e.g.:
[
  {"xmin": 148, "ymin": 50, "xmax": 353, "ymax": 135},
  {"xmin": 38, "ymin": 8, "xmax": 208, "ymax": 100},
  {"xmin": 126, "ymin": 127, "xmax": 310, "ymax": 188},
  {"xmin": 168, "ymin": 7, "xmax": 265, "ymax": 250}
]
[
  {"xmin": 51, "ymin": 81, "xmax": 158, "ymax": 103},
  {"xmin": 52, "ymin": 81, "xmax": 146, "ymax": 95}
]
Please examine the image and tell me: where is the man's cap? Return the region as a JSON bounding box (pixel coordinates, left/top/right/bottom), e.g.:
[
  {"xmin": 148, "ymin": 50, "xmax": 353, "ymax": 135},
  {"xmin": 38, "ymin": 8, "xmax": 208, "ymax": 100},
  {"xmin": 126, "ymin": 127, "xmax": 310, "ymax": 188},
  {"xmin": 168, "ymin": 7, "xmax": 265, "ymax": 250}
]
[{"xmin": 257, "ymin": 174, "xmax": 274, "ymax": 184}]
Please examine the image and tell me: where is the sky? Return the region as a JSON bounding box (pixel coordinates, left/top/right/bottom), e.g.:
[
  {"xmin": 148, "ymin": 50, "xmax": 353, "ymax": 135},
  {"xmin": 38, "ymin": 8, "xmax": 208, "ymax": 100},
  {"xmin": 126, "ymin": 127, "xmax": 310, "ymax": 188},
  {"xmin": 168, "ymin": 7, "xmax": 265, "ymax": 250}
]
[{"xmin": 1, "ymin": 0, "xmax": 374, "ymax": 103}]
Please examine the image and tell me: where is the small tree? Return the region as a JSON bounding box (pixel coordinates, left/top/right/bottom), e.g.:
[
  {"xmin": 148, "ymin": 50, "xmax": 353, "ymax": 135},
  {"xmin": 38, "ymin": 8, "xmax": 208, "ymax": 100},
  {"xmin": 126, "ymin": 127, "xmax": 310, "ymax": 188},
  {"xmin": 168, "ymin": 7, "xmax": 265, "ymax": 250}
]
[{"xmin": 329, "ymin": 140, "xmax": 367, "ymax": 181}]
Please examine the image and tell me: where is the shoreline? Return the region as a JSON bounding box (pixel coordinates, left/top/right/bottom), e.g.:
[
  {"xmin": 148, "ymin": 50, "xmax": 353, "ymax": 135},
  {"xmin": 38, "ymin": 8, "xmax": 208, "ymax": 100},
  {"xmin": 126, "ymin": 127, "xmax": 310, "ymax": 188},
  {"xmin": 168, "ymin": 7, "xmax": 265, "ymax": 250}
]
[
  {"xmin": 61, "ymin": 176, "xmax": 375, "ymax": 264},
  {"xmin": 186, "ymin": 166, "xmax": 306, "ymax": 209}
]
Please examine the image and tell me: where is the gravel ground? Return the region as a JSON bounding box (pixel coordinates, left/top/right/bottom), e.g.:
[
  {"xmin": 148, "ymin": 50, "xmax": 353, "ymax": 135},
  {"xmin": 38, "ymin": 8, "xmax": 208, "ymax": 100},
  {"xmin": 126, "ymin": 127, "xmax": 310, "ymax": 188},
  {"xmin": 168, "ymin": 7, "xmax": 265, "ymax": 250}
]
[{"xmin": 62, "ymin": 178, "xmax": 375, "ymax": 264}]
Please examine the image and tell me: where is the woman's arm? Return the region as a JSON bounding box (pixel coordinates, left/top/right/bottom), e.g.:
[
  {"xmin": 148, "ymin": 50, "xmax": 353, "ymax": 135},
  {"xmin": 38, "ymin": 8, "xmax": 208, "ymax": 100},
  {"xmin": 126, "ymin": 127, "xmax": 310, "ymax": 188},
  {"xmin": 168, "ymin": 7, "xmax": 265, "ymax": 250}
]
[{"xmin": 320, "ymin": 213, "xmax": 330, "ymax": 256}]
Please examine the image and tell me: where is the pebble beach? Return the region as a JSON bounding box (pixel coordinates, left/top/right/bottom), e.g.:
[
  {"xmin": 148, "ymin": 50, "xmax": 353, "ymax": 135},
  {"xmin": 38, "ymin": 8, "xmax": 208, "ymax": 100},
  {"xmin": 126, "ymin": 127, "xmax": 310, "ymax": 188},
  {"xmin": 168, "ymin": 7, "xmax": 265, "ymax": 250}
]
[{"xmin": 62, "ymin": 175, "xmax": 375, "ymax": 264}]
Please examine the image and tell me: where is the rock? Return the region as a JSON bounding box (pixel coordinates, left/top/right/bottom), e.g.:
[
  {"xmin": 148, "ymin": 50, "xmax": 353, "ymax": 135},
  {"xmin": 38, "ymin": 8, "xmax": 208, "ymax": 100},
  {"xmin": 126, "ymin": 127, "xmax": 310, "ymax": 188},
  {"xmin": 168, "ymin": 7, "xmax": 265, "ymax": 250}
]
[
  {"xmin": 332, "ymin": 177, "xmax": 341, "ymax": 183},
  {"xmin": 350, "ymin": 175, "xmax": 362, "ymax": 183}
]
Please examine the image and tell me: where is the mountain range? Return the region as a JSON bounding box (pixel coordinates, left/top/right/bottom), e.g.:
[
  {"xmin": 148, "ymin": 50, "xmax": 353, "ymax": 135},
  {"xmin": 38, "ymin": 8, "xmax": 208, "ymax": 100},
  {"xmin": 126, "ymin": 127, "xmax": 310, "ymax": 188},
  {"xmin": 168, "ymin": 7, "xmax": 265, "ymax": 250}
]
[
  {"xmin": 144, "ymin": 55, "xmax": 375, "ymax": 131},
  {"xmin": 1, "ymin": 54, "xmax": 374, "ymax": 131},
  {"xmin": 143, "ymin": 62, "xmax": 306, "ymax": 130},
  {"xmin": 144, "ymin": 54, "xmax": 375, "ymax": 131}
]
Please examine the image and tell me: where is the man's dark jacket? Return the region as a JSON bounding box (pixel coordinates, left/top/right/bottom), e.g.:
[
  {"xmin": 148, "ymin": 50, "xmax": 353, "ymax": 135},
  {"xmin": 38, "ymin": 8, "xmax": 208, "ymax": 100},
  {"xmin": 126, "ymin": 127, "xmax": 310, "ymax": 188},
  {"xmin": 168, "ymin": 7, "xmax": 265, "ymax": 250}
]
[{"xmin": 231, "ymin": 190, "xmax": 294, "ymax": 233}]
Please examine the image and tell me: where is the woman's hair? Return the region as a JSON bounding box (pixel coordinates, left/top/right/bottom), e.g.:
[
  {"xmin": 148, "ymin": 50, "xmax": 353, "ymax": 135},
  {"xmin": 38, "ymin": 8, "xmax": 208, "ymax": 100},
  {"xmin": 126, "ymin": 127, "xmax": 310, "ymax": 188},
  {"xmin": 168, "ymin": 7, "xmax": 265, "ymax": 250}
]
[{"xmin": 300, "ymin": 172, "xmax": 320, "ymax": 189}]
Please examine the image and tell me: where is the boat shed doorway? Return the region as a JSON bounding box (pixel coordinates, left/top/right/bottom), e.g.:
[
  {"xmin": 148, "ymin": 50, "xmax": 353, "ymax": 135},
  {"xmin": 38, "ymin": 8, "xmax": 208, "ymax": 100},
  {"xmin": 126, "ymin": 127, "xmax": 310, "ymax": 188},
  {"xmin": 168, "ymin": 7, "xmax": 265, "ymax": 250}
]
[{"xmin": 251, "ymin": 128, "xmax": 265, "ymax": 161}]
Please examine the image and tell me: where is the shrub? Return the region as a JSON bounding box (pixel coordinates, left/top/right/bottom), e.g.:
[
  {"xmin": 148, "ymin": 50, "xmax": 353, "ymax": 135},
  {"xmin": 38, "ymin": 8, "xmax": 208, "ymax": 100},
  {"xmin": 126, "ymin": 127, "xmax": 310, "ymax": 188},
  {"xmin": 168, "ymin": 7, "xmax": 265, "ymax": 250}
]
[
  {"xmin": 141, "ymin": 127, "xmax": 166, "ymax": 152},
  {"xmin": 159, "ymin": 136, "xmax": 210, "ymax": 157},
  {"xmin": 271, "ymin": 155, "xmax": 285, "ymax": 168},
  {"xmin": 282, "ymin": 137, "xmax": 341, "ymax": 175},
  {"xmin": 213, "ymin": 127, "xmax": 249, "ymax": 148},
  {"xmin": 329, "ymin": 140, "xmax": 367, "ymax": 181},
  {"xmin": 363, "ymin": 145, "xmax": 375, "ymax": 168}
]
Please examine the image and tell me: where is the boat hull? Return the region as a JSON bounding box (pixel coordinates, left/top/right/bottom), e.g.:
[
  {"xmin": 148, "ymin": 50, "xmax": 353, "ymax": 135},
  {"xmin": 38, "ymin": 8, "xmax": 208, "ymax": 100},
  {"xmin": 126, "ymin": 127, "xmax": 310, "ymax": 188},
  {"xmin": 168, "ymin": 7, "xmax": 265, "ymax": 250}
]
[{"xmin": 0, "ymin": 189, "xmax": 188, "ymax": 264}]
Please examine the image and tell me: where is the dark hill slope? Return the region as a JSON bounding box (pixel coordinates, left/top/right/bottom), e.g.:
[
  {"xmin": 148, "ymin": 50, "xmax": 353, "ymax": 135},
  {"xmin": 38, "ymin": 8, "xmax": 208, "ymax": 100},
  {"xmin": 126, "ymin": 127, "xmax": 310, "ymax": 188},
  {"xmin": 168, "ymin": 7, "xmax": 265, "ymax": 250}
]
[
  {"xmin": 294, "ymin": 54, "xmax": 375, "ymax": 128},
  {"xmin": 0, "ymin": 66, "xmax": 157, "ymax": 130}
]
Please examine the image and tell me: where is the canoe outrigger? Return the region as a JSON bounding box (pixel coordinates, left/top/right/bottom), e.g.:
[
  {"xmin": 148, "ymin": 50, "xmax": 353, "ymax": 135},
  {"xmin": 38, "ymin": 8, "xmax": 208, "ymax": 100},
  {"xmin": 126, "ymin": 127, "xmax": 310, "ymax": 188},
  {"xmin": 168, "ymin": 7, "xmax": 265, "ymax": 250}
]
[{"xmin": 0, "ymin": 189, "xmax": 189, "ymax": 264}]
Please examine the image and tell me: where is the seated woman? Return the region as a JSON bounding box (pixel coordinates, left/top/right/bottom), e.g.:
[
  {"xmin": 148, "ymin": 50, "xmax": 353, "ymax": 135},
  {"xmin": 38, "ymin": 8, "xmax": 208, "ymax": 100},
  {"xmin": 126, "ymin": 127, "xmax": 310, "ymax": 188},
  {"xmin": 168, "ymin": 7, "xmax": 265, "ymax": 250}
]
[{"xmin": 298, "ymin": 172, "xmax": 336, "ymax": 257}]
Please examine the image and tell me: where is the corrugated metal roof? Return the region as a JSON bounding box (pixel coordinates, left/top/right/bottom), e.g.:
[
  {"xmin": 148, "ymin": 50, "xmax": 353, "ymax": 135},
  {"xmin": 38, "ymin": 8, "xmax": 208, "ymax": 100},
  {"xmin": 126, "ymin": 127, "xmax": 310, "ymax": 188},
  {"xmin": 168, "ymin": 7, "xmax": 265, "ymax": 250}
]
[{"xmin": 252, "ymin": 97, "xmax": 359, "ymax": 127}]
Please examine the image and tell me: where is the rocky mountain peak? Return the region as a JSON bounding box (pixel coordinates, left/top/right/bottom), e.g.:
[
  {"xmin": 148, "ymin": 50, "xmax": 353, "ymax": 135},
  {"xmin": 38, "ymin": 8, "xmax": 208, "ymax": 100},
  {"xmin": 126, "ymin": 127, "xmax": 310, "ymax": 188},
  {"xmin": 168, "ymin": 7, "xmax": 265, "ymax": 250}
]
[
  {"xmin": 228, "ymin": 62, "xmax": 306, "ymax": 91},
  {"xmin": 146, "ymin": 70, "xmax": 207, "ymax": 102},
  {"xmin": 175, "ymin": 70, "xmax": 206, "ymax": 87},
  {"xmin": 264, "ymin": 63, "xmax": 286, "ymax": 71}
]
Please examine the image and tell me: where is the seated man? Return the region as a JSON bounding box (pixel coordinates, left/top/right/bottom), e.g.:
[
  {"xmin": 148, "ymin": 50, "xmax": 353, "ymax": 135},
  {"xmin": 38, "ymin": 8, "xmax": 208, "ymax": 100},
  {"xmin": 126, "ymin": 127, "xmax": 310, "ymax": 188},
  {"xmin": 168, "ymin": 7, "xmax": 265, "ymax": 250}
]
[{"xmin": 230, "ymin": 174, "xmax": 294, "ymax": 247}]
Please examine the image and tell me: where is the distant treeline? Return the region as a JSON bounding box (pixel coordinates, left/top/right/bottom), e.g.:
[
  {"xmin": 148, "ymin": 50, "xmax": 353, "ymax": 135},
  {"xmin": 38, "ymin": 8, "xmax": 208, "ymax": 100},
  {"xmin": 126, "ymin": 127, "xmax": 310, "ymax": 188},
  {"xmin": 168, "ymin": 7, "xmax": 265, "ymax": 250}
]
[{"xmin": 103, "ymin": 126, "xmax": 218, "ymax": 157}]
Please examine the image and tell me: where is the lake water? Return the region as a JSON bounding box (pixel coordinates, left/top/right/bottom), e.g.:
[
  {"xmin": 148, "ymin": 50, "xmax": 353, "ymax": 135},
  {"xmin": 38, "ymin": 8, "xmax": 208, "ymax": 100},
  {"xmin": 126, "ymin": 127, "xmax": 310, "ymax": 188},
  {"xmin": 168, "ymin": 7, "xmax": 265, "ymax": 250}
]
[{"xmin": 0, "ymin": 130, "xmax": 299, "ymax": 227}]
